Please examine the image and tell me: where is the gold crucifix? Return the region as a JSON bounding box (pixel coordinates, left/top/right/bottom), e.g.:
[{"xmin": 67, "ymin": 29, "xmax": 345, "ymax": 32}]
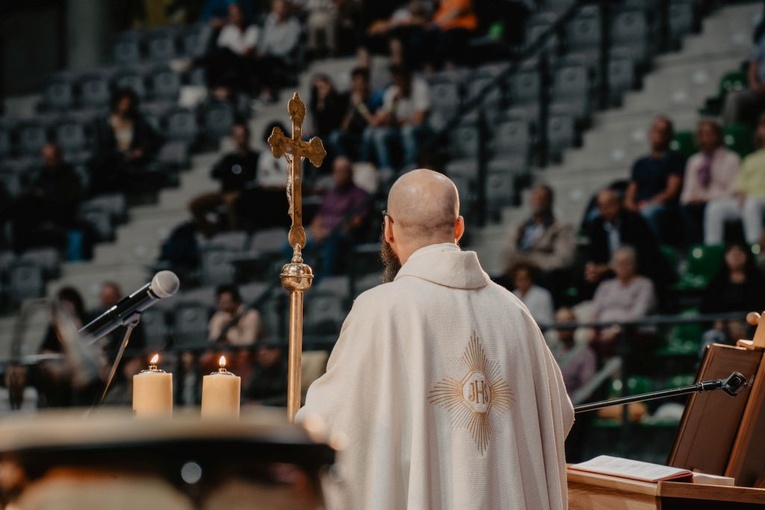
[{"xmin": 267, "ymin": 92, "xmax": 326, "ymax": 422}]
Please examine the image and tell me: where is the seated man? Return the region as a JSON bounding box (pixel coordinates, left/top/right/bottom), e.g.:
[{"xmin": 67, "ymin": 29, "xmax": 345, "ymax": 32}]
[
  {"xmin": 679, "ymin": 119, "xmax": 740, "ymax": 245},
  {"xmin": 12, "ymin": 143, "xmax": 84, "ymax": 252},
  {"xmin": 499, "ymin": 184, "xmax": 575, "ymax": 294},
  {"xmin": 328, "ymin": 67, "xmax": 383, "ymax": 161},
  {"xmin": 244, "ymin": 344, "xmax": 288, "ymax": 406},
  {"xmin": 723, "ymin": 18, "xmax": 765, "ymax": 129},
  {"xmin": 624, "ymin": 116, "xmax": 685, "ymax": 241},
  {"xmin": 252, "ymin": 0, "xmax": 302, "ymax": 103},
  {"xmin": 583, "ymin": 188, "xmax": 672, "ymax": 299},
  {"xmin": 300, "ymin": 156, "xmax": 369, "ymax": 276},
  {"xmin": 366, "ymin": 64, "xmax": 431, "ymax": 172},
  {"xmin": 188, "ymin": 122, "xmax": 258, "ymax": 237}
]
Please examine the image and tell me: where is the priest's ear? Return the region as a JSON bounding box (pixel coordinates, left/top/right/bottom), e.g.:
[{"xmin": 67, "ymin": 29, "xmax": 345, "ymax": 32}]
[
  {"xmin": 455, "ymin": 215, "xmax": 465, "ymax": 242},
  {"xmin": 384, "ymin": 214, "xmax": 395, "ymax": 244}
]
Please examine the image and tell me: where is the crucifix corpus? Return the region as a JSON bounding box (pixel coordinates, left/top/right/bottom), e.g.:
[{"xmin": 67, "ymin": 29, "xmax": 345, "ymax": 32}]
[{"xmin": 267, "ymin": 92, "xmax": 327, "ymax": 422}]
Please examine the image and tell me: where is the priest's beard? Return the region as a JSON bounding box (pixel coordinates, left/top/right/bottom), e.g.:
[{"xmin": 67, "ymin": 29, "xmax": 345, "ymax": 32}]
[{"xmin": 381, "ymin": 238, "xmax": 401, "ymax": 283}]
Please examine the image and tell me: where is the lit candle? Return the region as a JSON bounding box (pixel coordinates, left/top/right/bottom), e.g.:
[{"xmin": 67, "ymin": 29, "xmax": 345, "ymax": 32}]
[
  {"xmin": 201, "ymin": 356, "xmax": 241, "ymax": 418},
  {"xmin": 133, "ymin": 354, "xmax": 173, "ymax": 417}
]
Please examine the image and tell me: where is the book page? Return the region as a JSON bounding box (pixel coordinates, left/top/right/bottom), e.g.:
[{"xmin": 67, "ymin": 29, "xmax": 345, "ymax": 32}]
[{"xmin": 570, "ymin": 455, "xmax": 693, "ymax": 483}]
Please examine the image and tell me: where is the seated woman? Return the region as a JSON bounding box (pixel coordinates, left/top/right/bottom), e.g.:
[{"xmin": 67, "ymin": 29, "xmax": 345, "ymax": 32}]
[
  {"xmin": 91, "ymin": 88, "xmax": 164, "ymax": 196},
  {"xmin": 589, "ymin": 246, "xmax": 656, "ymax": 360},
  {"xmin": 699, "ymin": 243, "xmax": 765, "ymax": 350}
]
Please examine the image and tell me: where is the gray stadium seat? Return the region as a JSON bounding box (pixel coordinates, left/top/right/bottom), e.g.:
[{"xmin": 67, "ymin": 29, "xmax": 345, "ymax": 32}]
[
  {"xmin": 203, "ymin": 101, "xmax": 235, "ymax": 146},
  {"xmin": 313, "ymin": 275, "xmax": 350, "ymax": 299},
  {"xmin": 206, "ymin": 231, "xmax": 249, "ymax": 251},
  {"xmin": 114, "ymin": 38, "xmax": 142, "ymax": 66},
  {"xmin": 551, "ymin": 64, "xmax": 591, "ymax": 121},
  {"xmin": 19, "ymin": 248, "xmax": 61, "ymax": 279},
  {"xmin": 150, "ymin": 69, "xmax": 181, "ymax": 101},
  {"xmin": 669, "ymin": 0, "xmax": 695, "ymax": 46},
  {"xmin": 114, "ymin": 70, "xmax": 148, "ymax": 99},
  {"xmin": 0, "ymin": 165, "xmax": 24, "ymax": 199},
  {"xmin": 182, "ymin": 24, "xmax": 214, "ymax": 59},
  {"xmin": 449, "ymin": 123, "xmax": 481, "ymax": 160},
  {"xmin": 139, "ymin": 307, "xmax": 170, "ymax": 351},
  {"xmin": 200, "ymin": 246, "xmax": 237, "ymax": 285},
  {"xmin": 565, "ymin": 5, "xmax": 601, "ymax": 53},
  {"xmin": 157, "ymin": 140, "xmax": 190, "ymax": 170},
  {"xmin": 608, "ymin": 52, "xmax": 636, "ymax": 106},
  {"xmin": 18, "ymin": 121, "xmax": 49, "ymax": 157},
  {"xmin": 304, "ymin": 291, "xmax": 345, "ymax": 335},
  {"xmin": 173, "ymin": 301, "xmax": 212, "ymax": 348},
  {"xmin": 166, "ymin": 108, "xmax": 200, "ymax": 147},
  {"xmin": 43, "ymin": 80, "xmax": 76, "ymax": 111},
  {"xmin": 78, "ymin": 203, "xmax": 115, "ymax": 242},
  {"xmin": 249, "ymin": 227, "xmax": 289, "ymax": 257},
  {"xmin": 79, "ymin": 76, "xmax": 111, "ymax": 109},
  {"xmin": 492, "ymin": 118, "xmax": 531, "ymax": 162},
  {"xmin": 147, "ymin": 33, "xmax": 177, "ymax": 62},
  {"xmin": 8, "ymin": 260, "xmax": 46, "ymax": 305},
  {"xmin": 0, "ymin": 128, "xmax": 12, "ymax": 158},
  {"xmin": 187, "ymin": 67, "xmax": 207, "ymax": 87},
  {"xmin": 239, "ymin": 282, "xmax": 270, "ymax": 305},
  {"xmin": 81, "ymin": 193, "xmax": 127, "ymax": 223},
  {"xmin": 427, "ymin": 79, "xmax": 462, "ymax": 130},
  {"xmin": 466, "ymin": 74, "xmax": 504, "ymax": 110},
  {"xmin": 546, "ymin": 113, "xmax": 576, "ymax": 162},
  {"xmin": 55, "ymin": 120, "xmax": 89, "ymax": 154},
  {"xmin": 485, "ymin": 170, "xmax": 515, "ymax": 217},
  {"xmin": 611, "ymin": 9, "xmax": 650, "ymax": 66}
]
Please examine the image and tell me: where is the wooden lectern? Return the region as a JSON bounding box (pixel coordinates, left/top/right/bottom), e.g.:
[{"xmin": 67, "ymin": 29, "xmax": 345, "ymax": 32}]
[{"xmin": 568, "ymin": 311, "xmax": 765, "ymax": 508}]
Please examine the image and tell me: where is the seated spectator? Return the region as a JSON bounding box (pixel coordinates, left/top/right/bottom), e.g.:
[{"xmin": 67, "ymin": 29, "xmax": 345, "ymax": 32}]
[
  {"xmin": 589, "ymin": 247, "xmax": 656, "ymax": 359},
  {"xmin": 37, "ymin": 286, "xmax": 89, "ymax": 408},
  {"xmin": 366, "ymin": 64, "xmax": 431, "ymax": 172},
  {"xmin": 309, "ymin": 73, "xmax": 347, "ymax": 142},
  {"xmin": 700, "ymin": 243, "xmax": 765, "ymax": 315},
  {"xmin": 357, "ymin": 1, "xmax": 432, "ymax": 69},
  {"xmin": 727, "ymin": 113, "xmax": 765, "ymax": 246},
  {"xmin": 499, "ymin": 184, "xmax": 575, "ymax": 294},
  {"xmin": 203, "ymin": 284, "xmax": 264, "ymax": 383},
  {"xmin": 723, "ymin": 13, "xmax": 765, "ymax": 129},
  {"xmin": 583, "ymin": 188, "xmax": 672, "ymax": 299},
  {"xmin": 680, "ymin": 119, "xmax": 740, "ymax": 245},
  {"xmin": 423, "ymin": 0, "xmax": 478, "ymax": 70},
  {"xmin": 12, "ymin": 144, "xmax": 84, "ymax": 253},
  {"xmin": 510, "ymin": 261, "xmax": 554, "ymax": 326},
  {"xmin": 244, "ymin": 344, "xmax": 288, "ymax": 406},
  {"xmin": 201, "ymin": 0, "xmax": 255, "ymax": 28},
  {"xmin": 102, "ymin": 356, "xmax": 143, "ymax": 407},
  {"xmin": 209, "ymin": 284, "xmax": 264, "ymax": 346},
  {"xmin": 298, "ymin": 156, "xmax": 369, "ymax": 277},
  {"xmin": 204, "ymin": 2, "xmax": 260, "ymax": 100},
  {"xmin": 91, "ymin": 88, "xmax": 164, "ymax": 196},
  {"xmin": 624, "ymin": 116, "xmax": 686, "ymax": 242},
  {"xmin": 0, "ymin": 364, "xmax": 38, "ymax": 413},
  {"xmin": 299, "ymin": 0, "xmax": 340, "ymax": 58},
  {"xmin": 699, "ymin": 243, "xmax": 765, "ymax": 353},
  {"xmin": 188, "ymin": 122, "xmax": 258, "ymax": 237},
  {"xmin": 252, "ymin": 0, "xmax": 302, "ymax": 103},
  {"xmin": 95, "ymin": 281, "xmax": 147, "ymax": 357},
  {"xmin": 549, "ymin": 307, "xmax": 596, "ymax": 399},
  {"xmin": 328, "ymin": 67, "xmax": 383, "ymax": 161}
]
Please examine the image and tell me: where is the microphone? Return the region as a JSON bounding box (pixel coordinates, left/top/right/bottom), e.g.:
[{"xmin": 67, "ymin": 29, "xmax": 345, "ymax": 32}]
[{"xmin": 80, "ymin": 271, "xmax": 180, "ymax": 341}]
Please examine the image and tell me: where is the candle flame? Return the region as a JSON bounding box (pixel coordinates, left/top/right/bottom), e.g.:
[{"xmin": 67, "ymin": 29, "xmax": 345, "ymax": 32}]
[
  {"xmin": 150, "ymin": 353, "xmax": 159, "ymax": 365},
  {"xmin": 219, "ymin": 355, "xmax": 227, "ymax": 368}
]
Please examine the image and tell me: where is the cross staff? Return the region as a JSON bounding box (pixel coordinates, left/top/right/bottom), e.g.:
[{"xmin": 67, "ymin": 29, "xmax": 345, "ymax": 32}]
[{"xmin": 267, "ymin": 92, "xmax": 326, "ymax": 422}]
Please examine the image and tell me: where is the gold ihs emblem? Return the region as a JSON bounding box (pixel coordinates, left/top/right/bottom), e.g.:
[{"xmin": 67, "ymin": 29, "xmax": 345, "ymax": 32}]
[{"xmin": 428, "ymin": 333, "xmax": 514, "ymax": 455}]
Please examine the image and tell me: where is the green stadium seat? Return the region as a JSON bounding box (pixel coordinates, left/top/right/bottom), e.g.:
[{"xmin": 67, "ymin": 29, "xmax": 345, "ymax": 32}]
[
  {"xmin": 723, "ymin": 123, "xmax": 754, "ymax": 159},
  {"xmin": 669, "ymin": 130, "xmax": 696, "ymax": 158},
  {"xmin": 673, "ymin": 244, "xmax": 725, "ymax": 291}
]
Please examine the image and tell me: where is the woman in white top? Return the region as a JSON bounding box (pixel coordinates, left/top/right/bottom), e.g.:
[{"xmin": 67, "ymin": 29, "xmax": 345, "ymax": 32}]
[
  {"xmin": 205, "ymin": 3, "xmax": 259, "ymax": 100},
  {"xmin": 510, "ymin": 261, "xmax": 554, "ymax": 327}
]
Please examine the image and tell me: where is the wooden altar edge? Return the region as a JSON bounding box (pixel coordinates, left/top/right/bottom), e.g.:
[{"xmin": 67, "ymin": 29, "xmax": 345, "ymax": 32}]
[{"xmin": 567, "ymin": 469, "xmax": 765, "ymax": 509}]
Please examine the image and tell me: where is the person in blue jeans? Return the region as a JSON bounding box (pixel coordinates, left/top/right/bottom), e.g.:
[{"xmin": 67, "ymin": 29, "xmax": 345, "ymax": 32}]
[
  {"xmin": 624, "ymin": 116, "xmax": 686, "ymax": 242},
  {"xmin": 366, "ymin": 64, "xmax": 431, "ymax": 172}
]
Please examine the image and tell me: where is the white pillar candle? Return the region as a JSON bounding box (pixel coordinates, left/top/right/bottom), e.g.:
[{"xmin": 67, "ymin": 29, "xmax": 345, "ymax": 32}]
[
  {"xmin": 133, "ymin": 354, "xmax": 173, "ymax": 417},
  {"xmin": 201, "ymin": 355, "xmax": 241, "ymax": 418}
]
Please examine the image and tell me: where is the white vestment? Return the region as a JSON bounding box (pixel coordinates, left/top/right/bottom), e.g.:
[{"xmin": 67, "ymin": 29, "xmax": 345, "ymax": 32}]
[{"xmin": 298, "ymin": 243, "xmax": 574, "ymax": 510}]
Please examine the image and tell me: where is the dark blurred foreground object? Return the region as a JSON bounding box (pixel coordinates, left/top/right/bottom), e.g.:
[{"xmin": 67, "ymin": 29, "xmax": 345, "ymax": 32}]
[{"xmin": 0, "ymin": 409, "xmax": 334, "ymax": 509}]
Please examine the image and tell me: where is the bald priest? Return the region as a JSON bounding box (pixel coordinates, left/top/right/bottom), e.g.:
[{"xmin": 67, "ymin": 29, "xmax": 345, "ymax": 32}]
[{"xmin": 298, "ymin": 169, "xmax": 574, "ymax": 510}]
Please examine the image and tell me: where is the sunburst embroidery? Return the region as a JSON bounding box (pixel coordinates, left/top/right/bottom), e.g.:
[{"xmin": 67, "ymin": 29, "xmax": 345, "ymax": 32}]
[{"xmin": 428, "ymin": 332, "xmax": 514, "ymax": 455}]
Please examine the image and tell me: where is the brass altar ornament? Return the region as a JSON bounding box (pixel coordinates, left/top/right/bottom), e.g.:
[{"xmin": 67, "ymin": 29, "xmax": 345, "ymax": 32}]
[{"xmin": 268, "ymin": 93, "xmax": 326, "ymax": 423}]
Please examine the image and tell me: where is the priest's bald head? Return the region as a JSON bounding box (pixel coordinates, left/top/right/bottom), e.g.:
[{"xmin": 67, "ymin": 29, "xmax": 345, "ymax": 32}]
[{"xmin": 381, "ymin": 169, "xmax": 465, "ymax": 282}]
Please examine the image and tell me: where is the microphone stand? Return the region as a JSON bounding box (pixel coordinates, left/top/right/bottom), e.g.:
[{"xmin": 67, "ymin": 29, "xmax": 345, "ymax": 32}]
[
  {"xmin": 574, "ymin": 371, "xmax": 748, "ymax": 414},
  {"xmin": 95, "ymin": 312, "xmax": 142, "ymax": 408}
]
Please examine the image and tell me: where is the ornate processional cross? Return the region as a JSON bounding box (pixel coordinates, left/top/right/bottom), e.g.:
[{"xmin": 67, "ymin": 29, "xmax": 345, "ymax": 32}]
[{"xmin": 267, "ymin": 93, "xmax": 327, "ymax": 423}]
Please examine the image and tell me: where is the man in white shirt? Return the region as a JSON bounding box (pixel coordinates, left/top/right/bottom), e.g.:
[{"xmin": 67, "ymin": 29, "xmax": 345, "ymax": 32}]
[
  {"xmin": 299, "ymin": 169, "xmax": 573, "ymax": 510},
  {"xmin": 368, "ymin": 65, "xmax": 431, "ymax": 171}
]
